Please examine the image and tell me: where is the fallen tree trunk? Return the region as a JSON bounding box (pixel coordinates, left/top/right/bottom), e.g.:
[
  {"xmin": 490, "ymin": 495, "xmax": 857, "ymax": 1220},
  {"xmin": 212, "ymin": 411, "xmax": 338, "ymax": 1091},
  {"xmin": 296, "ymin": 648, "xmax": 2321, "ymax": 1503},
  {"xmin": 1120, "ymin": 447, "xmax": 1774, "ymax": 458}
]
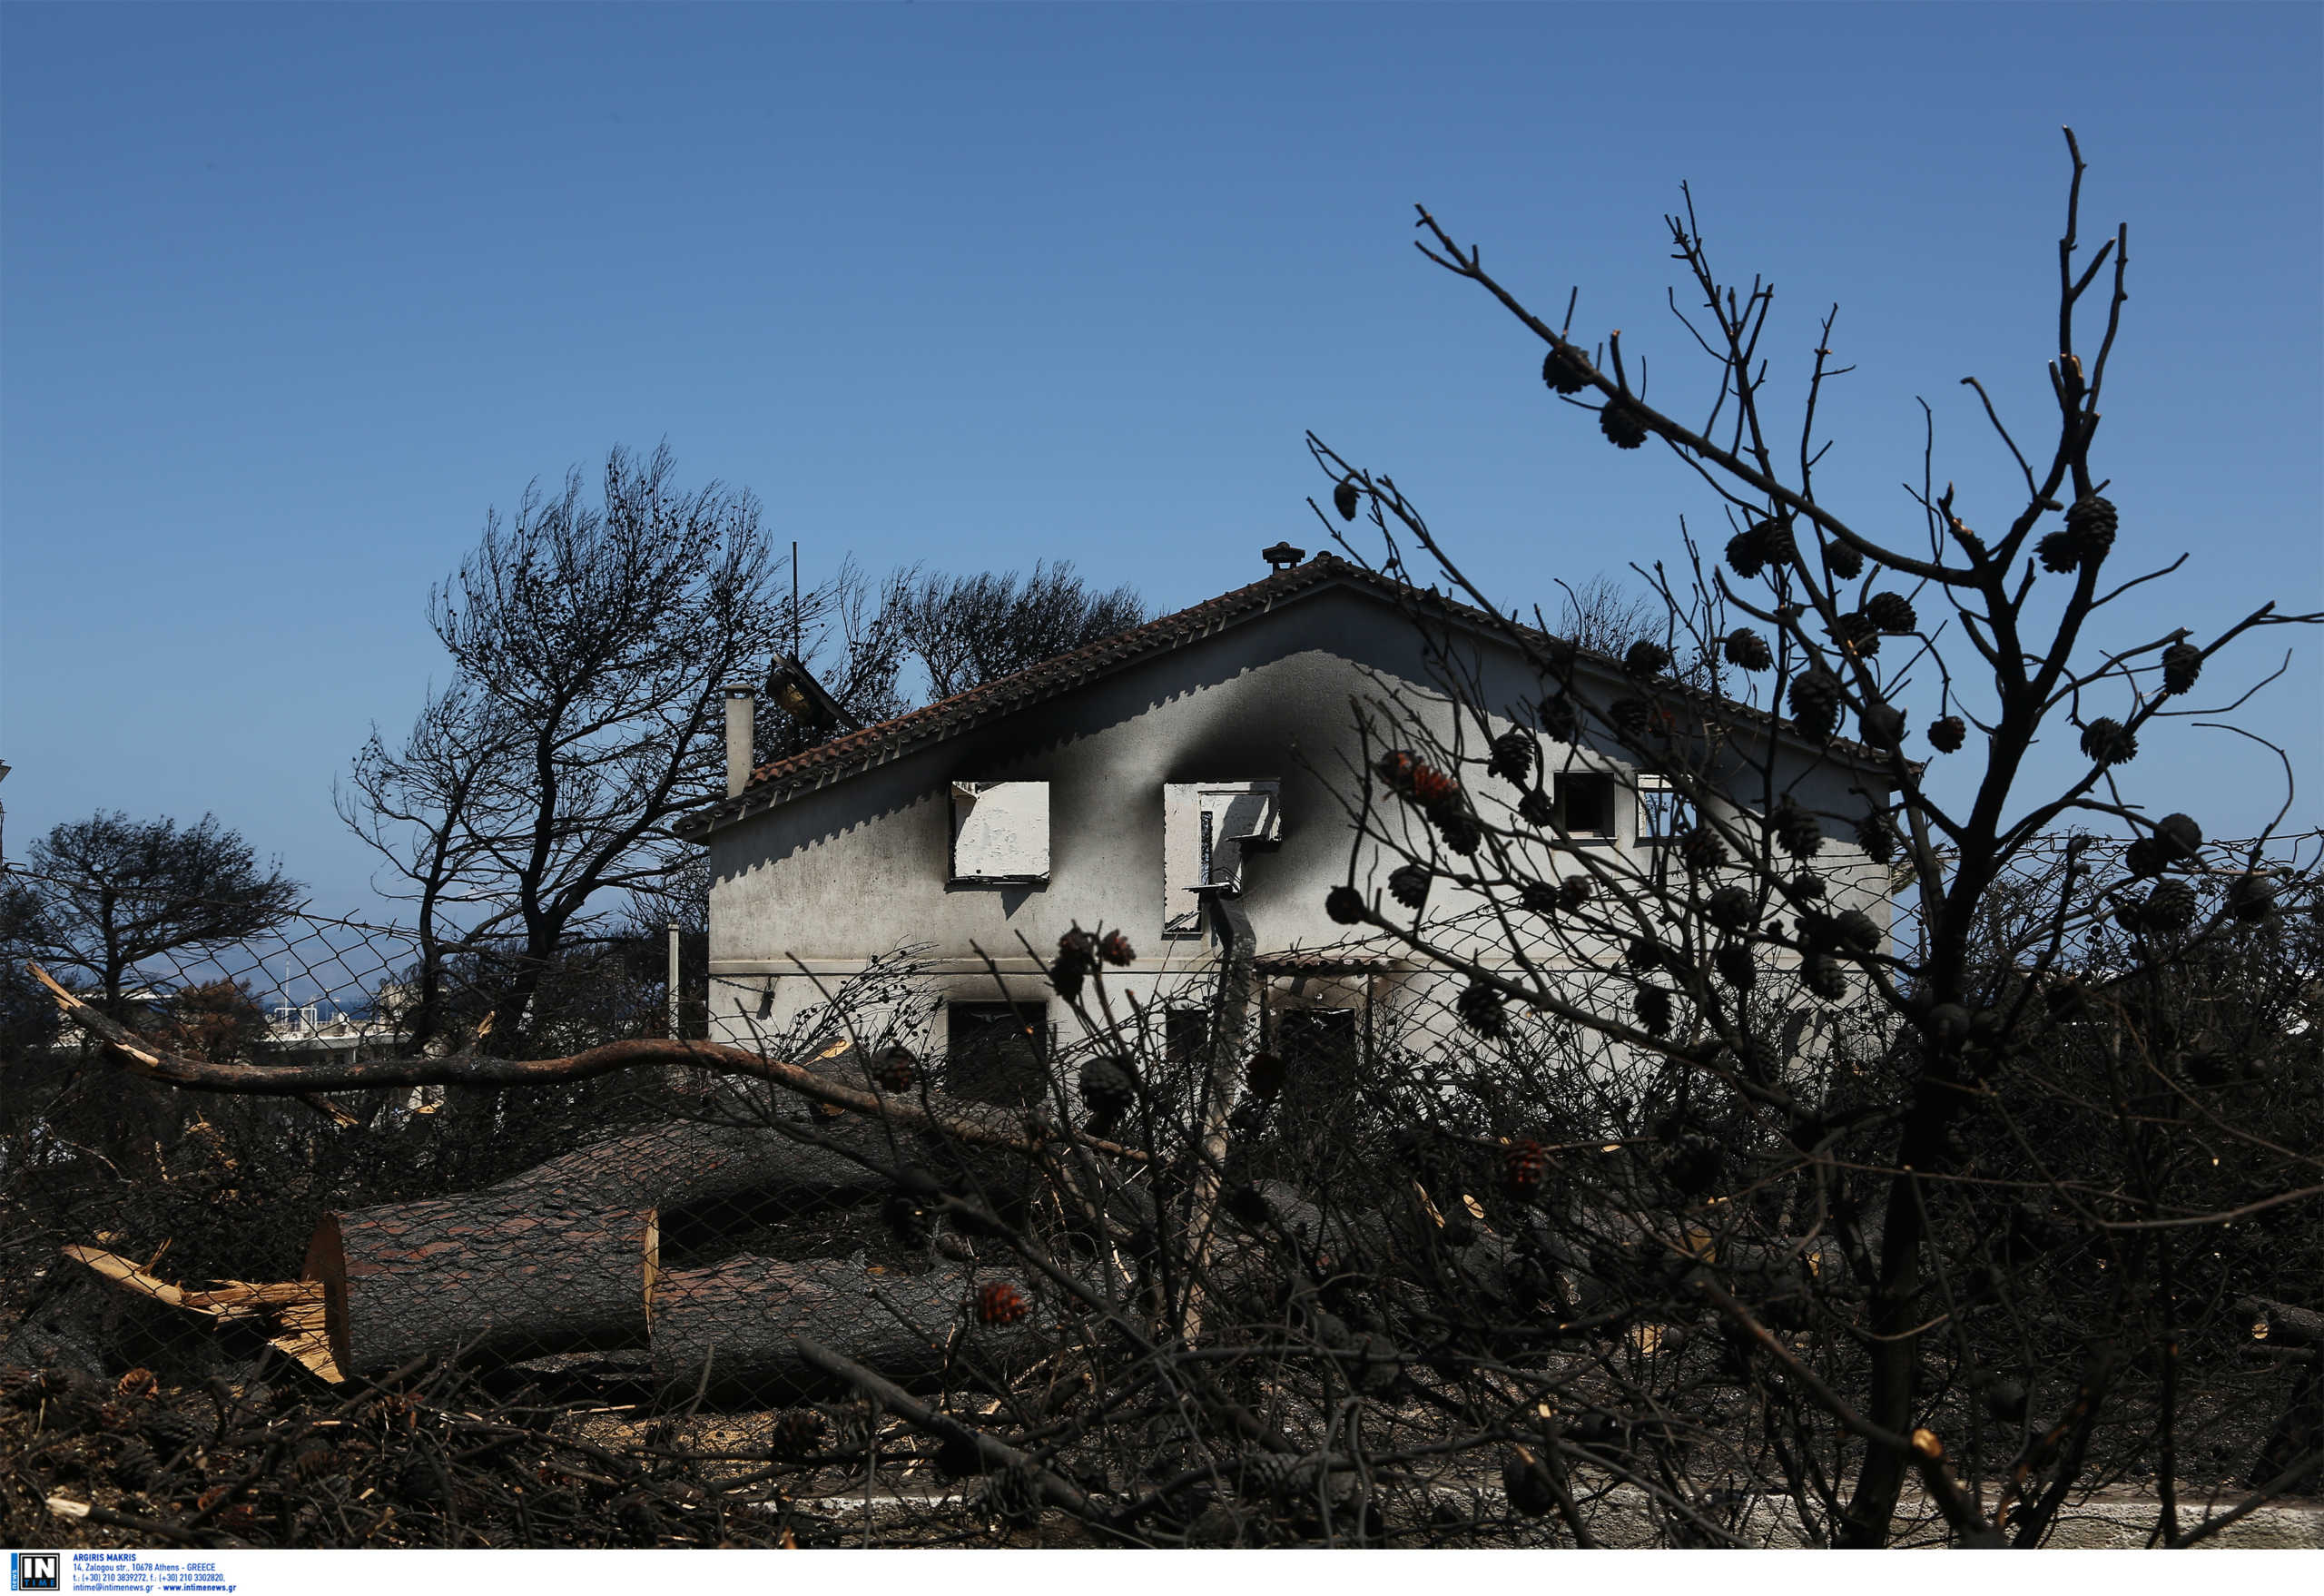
[
  {"xmin": 31, "ymin": 962, "xmax": 1142, "ymax": 1164},
  {"xmin": 485, "ymin": 1116, "xmax": 896, "ymax": 1214},
  {"xmin": 303, "ymin": 1199, "xmax": 657, "ymax": 1376},
  {"xmin": 649, "ymin": 1256, "xmax": 1049, "ymax": 1400}
]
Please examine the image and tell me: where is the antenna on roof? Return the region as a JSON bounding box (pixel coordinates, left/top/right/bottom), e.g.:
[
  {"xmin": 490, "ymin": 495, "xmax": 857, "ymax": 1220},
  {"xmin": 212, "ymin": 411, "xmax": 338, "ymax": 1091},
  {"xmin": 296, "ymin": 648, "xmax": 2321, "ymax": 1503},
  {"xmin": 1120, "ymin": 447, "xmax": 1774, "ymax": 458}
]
[{"xmin": 792, "ymin": 538, "xmax": 802, "ymax": 661}]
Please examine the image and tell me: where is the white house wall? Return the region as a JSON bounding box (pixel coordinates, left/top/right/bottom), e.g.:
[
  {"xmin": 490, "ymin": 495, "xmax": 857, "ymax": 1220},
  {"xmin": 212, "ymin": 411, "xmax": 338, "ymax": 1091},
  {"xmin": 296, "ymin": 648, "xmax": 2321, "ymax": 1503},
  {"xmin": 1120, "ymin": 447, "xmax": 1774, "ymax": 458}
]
[{"xmin": 703, "ymin": 580, "xmax": 1893, "ymax": 1058}]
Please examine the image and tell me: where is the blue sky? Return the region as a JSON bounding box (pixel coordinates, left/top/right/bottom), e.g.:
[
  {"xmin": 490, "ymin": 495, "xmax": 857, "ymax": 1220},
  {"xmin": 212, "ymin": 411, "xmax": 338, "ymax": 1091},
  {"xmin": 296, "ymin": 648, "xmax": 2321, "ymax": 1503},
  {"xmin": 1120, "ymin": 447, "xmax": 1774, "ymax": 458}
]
[{"xmin": 4, "ymin": 2, "xmax": 2318, "ymax": 917}]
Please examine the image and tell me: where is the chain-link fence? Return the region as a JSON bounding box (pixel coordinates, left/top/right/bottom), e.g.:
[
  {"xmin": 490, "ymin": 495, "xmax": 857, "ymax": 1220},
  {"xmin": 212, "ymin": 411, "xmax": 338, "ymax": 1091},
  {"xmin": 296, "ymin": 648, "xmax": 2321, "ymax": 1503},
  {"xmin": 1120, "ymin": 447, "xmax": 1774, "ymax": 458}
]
[{"xmin": 3, "ymin": 839, "xmax": 2320, "ymax": 1549}]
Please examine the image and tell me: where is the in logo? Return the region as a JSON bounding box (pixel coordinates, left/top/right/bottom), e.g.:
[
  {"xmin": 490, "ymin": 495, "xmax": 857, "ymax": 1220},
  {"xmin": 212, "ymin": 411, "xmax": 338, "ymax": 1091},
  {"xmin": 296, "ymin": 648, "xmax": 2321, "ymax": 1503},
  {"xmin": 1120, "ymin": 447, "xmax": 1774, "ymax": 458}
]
[{"xmin": 10, "ymin": 1554, "xmax": 60, "ymax": 1592}]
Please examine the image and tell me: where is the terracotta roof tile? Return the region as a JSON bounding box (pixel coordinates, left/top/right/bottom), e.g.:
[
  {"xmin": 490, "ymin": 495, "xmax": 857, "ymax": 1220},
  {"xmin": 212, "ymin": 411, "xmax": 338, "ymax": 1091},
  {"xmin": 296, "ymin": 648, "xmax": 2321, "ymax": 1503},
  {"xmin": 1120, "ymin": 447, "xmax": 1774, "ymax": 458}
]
[{"xmin": 677, "ymin": 552, "xmax": 1883, "ymax": 835}]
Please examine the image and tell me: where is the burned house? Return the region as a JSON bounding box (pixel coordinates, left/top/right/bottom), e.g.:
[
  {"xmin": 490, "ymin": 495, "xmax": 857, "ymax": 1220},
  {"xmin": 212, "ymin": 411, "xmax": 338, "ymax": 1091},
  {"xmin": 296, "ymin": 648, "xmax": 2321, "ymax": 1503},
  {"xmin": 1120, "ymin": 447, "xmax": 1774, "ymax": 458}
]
[{"xmin": 676, "ymin": 547, "xmax": 1895, "ymax": 1098}]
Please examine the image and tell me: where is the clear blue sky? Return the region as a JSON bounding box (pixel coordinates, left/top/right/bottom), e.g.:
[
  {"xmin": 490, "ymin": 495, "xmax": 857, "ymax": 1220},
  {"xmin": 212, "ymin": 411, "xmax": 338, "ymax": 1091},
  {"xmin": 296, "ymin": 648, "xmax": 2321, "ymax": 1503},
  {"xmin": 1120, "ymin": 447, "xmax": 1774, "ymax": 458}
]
[{"xmin": 5, "ymin": 2, "xmax": 2318, "ymax": 917}]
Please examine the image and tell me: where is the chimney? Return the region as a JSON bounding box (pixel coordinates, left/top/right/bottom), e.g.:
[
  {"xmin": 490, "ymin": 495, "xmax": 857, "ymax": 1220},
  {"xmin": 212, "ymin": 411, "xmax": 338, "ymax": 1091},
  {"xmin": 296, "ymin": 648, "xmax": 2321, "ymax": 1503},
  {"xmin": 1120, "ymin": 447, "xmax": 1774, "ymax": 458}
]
[
  {"xmin": 1262, "ymin": 541, "xmax": 1305, "ymax": 573},
  {"xmin": 724, "ymin": 684, "xmax": 755, "ymax": 799}
]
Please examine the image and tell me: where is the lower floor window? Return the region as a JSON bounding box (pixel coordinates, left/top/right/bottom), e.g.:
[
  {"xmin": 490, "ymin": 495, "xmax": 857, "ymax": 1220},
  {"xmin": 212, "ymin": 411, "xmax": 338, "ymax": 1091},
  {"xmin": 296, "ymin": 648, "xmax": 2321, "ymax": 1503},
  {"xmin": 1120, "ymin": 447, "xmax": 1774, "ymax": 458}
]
[{"xmin": 945, "ymin": 1000, "xmax": 1049, "ymax": 1106}]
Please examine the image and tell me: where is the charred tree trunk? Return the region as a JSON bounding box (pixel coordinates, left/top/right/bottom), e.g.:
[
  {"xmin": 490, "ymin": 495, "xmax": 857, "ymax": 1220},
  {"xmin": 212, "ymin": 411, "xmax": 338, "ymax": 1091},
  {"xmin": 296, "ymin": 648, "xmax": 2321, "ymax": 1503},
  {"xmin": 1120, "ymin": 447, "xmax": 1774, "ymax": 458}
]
[
  {"xmin": 304, "ymin": 1200, "xmax": 657, "ymax": 1375},
  {"xmin": 648, "ymin": 1257, "xmax": 1047, "ymax": 1400}
]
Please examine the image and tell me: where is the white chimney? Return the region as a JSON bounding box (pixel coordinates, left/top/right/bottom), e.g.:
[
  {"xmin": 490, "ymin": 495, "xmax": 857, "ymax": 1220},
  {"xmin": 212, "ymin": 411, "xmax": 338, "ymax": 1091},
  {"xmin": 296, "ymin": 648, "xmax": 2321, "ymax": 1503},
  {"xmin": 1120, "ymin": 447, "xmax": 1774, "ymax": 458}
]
[{"xmin": 724, "ymin": 685, "xmax": 755, "ymax": 798}]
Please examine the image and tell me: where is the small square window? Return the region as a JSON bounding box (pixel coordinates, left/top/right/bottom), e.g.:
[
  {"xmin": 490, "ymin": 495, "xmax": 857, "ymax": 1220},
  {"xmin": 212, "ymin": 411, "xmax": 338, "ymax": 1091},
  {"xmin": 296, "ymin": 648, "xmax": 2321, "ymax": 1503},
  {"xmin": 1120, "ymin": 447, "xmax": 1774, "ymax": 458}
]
[
  {"xmin": 951, "ymin": 782, "xmax": 1049, "ymax": 882},
  {"xmin": 946, "ymin": 1000, "xmax": 1048, "ymax": 1106},
  {"xmin": 1556, "ymin": 773, "xmax": 1619, "ymax": 839},
  {"xmin": 1636, "ymin": 773, "xmax": 1684, "ymax": 846},
  {"xmin": 1164, "ymin": 782, "xmax": 1280, "ymax": 937}
]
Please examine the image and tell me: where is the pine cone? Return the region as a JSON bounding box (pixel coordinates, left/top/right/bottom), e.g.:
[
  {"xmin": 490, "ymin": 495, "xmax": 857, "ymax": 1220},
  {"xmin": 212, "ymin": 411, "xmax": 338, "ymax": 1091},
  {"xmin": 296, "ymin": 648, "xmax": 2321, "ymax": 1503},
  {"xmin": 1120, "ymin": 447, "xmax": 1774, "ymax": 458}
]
[
  {"xmin": 1520, "ymin": 880, "xmax": 1561, "ymax": 917},
  {"xmin": 1502, "ymin": 1138, "xmax": 1549, "ymax": 1198},
  {"xmin": 1788, "ymin": 871, "xmax": 1828, "ymax": 901},
  {"xmin": 1539, "ymin": 694, "xmax": 1580, "ymax": 743},
  {"xmin": 1681, "ymin": 823, "xmax": 1728, "ymax": 869},
  {"xmin": 1635, "ymin": 984, "xmax": 1674, "ymax": 1038},
  {"xmin": 1411, "ymin": 763, "xmax": 1459, "ymax": 808},
  {"xmin": 1541, "ymin": 344, "xmax": 1591, "ymax": 395},
  {"xmin": 1663, "ymin": 1134, "xmax": 1723, "ymax": 1197},
  {"xmin": 1771, "ymin": 800, "xmax": 1823, "ymax": 859},
  {"xmin": 973, "ymin": 1463, "xmax": 1042, "ymax": 1531},
  {"xmin": 2080, "ymin": 717, "xmax": 2138, "ymax": 765},
  {"xmin": 1051, "ymin": 930, "xmax": 1097, "ymax": 998},
  {"xmin": 141, "ymin": 1408, "xmax": 203, "ymax": 1457},
  {"xmin": 2037, "ymin": 529, "xmax": 2082, "ymax": 573},
  {"xmin": 1098, "ymin": 931, "xmax": 1135, "ymax": 967},
  {"xmin": 1458, "ymin": 980, "xmax": 1507, "ymax": 1038},
  {"xmin": 110, "ymin": 1438, "xmax": 158, "ymax": 1493},
  {"xmin": 2065, "ymin": 494, "xmax": 2118, "ymax": 562},
  {"xmin": 1518, "ymin": 787, "xmax": 1555, "ymax": 827},
  {"xmin": 1434, "ymin": 805, "xmax": 1483, "ymax": 855},
  {"xmin": 2142, "ymin": 880, "xmax": 2198, "ymax": 933},
  {"xmin": 1787, "ymin": 667, "xmax": 1843, "ymax": 739},
  {"xmin": 2155, "ymin": 813, "xmax": 2202, "ymax": 862},
  {"xmin": 1623, "ymin": 639, "xmax": 1670, "ymax": 677},
  {"xmin": 115, "ymin": 1368, "xmax": 159, "ymax": 1401},
  {"xmin": 1713, "ymin": 942, "xmax": 1757, "ymax": 990},
  {"xmin": 1834, "ymin": 909, "xmax": 1881, "ymax": 951},
  {"xmin": 1724, "ymin": 627, "xmax": 1773, "ymax": 671},
  {"xmin": 2123, "ymin": 836, "xmax": 2167, "ymax": 879},
  {"xmin": 1725, "ymin": 526, "xmax": 1768, "ymax": 579},
  {"xmin": 1858, "ymin": 704, "xmax": 1905, "ymax": 747},
  {"xmin": 1707, "ymin": 886, "xmax": 1756, "ymax": 931},
  {"xmin": 1487, "ymin": 729, "xmax": 1535, "ymax": 784},
  {"xmin": 1856, "ymin": 813, "xmax": 1899, "ymax": 866},
  {"xmin": 974, "ymin": 1282, "xmax": 1031, "ymax": 1327},
  {"xmin": 1625, "ymin": 933, "xmax": 1665, "ymax": 972},
  {"xmin": 1864, "ymin": 592, "xmax": 1917, "ymax": 633},
  {"xmin": 1557, "ymin": 877, "xmax": 1591, "ymax": 911},
  {"xmin": 1502, "ymin": 1446, "xmax": 1556, "ymax": 1518},
  {"xmin": 1080, "ymin": 1057, "xmax": 1136, "ymax": 1121},
  {"xmin": 1388, "ymin": 863, "xmax": 1431, "ymax": 909},
  {"xmin": 1927, "ymin": 714, "xmax": 1966, "ymax": 753},
  {"xmin": 1333, "ymin": 479, "xmax": 1361, "ymax": 521},
  {"xmin": 1832, "ymin": 610, "xmax": 1882, "ymax": 659},
  {"xmin": 1758, "ymin": 518, "xmax": 1798, "ymax": 565},
  {"xmin": 2162, "ymin": 641, "xmax": 2203, "ymax": 695},
  {"xmin": 1325, "ymin": 884, "xmax": 1365, "ymax": 925},
  {"xmin": 873, "ymin": 1047, "xmax": 918, "ymax": 1093},
  {"xmin": 1600, "ymin": 398, "xmax": 1649, "ymax": 449},
  {"xmin": 882, "ymin": 1192, "xmax": 932, "ymax": 1246},
  {"xmin": 1825, "ymin": 540, "xmax": 1866, "ymax": 580},
  {"xmin": 1247, "ymin": 1050, "xmax": 1286, "ymax": 1098},
  {"xmin": 1238, "ymin": 1450, "xmax": 1297, "ymax": 1505},
  {"xmin": 1607, "ymin": 697, "xmax": 1653, "ymax": 738},
  {"xmin": 1803, "ymin": 955, "xmax": 1848, "ymax": 1001},
  {"xmin": 2227, "ymin": 874, "xmax": 2277, "ymax": 923},
  {"xmin": 1375, "ymin": 747, "xmax": 1421, "ymax": 793}
]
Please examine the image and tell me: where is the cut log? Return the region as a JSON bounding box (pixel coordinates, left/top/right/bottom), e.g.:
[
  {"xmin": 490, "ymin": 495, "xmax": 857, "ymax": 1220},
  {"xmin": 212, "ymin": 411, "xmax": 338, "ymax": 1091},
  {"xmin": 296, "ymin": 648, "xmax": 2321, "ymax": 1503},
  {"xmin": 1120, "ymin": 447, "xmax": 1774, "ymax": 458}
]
[
  {"xmin": 303, "ymin": 1199, "xmax": 656, "ymax": 1376},
  {"xmin": 648, "ymin": 1256, "xmax": 1049, "ymax": 1400},
  {"xmin": 2239, "ymin": 1297, "xmax": 2324, "ymax": 1348},
  {"xmin": 484, "ymin": 1116, "xmax": 894, "ymax": 1215}
]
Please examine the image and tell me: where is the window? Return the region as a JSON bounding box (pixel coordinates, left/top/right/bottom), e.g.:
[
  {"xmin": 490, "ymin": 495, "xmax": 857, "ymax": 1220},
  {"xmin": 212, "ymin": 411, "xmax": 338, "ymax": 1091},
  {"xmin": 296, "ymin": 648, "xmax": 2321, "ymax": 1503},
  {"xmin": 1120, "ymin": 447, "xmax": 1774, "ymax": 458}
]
[
  {"xmin": 1555, "ymin": 772, "xmax": 1620, "ymax": 839},
  {"xmin": 950, "ymin": 782, "xmax": 1049, "ymax": 882},
  {"xmin": 1277, "ymin": 1007, "xmax": 1359, "ymax": 1073},
  {"xmin": 945, "ymin": 1000, "xmax": 1048, "ymax": 1106},
  {"xmin": 1636, "ymin": 773, "xmax": 1684, "ymax": 846},
  {"xmin": 1163, "ymin": 781, "xmax": 1281, "ymax": 938},
  {"xmin": 1166, "ymin": 1007, "xmax": 1211, "ymax": 1065}
]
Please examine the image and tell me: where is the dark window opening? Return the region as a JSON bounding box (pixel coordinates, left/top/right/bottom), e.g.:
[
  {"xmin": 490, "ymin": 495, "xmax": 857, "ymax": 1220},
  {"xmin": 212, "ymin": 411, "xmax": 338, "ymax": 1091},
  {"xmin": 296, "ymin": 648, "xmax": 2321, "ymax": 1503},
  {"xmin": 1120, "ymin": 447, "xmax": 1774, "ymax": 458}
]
[
  {"xmin": 1557, "ymin": 773, "xmax": 1619, "ymax": 839},
  {"xmin": 1167, "ymin": 1007, "xmax": 1211, "ymax": 1066},
  {"xmin": 1276, "ymin": 1007, "xmax": 1360, "ymax": 1075},
  {"xmin": 946, "ymin": 1000, "xmax": 1049, "ymax": 1107}
]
